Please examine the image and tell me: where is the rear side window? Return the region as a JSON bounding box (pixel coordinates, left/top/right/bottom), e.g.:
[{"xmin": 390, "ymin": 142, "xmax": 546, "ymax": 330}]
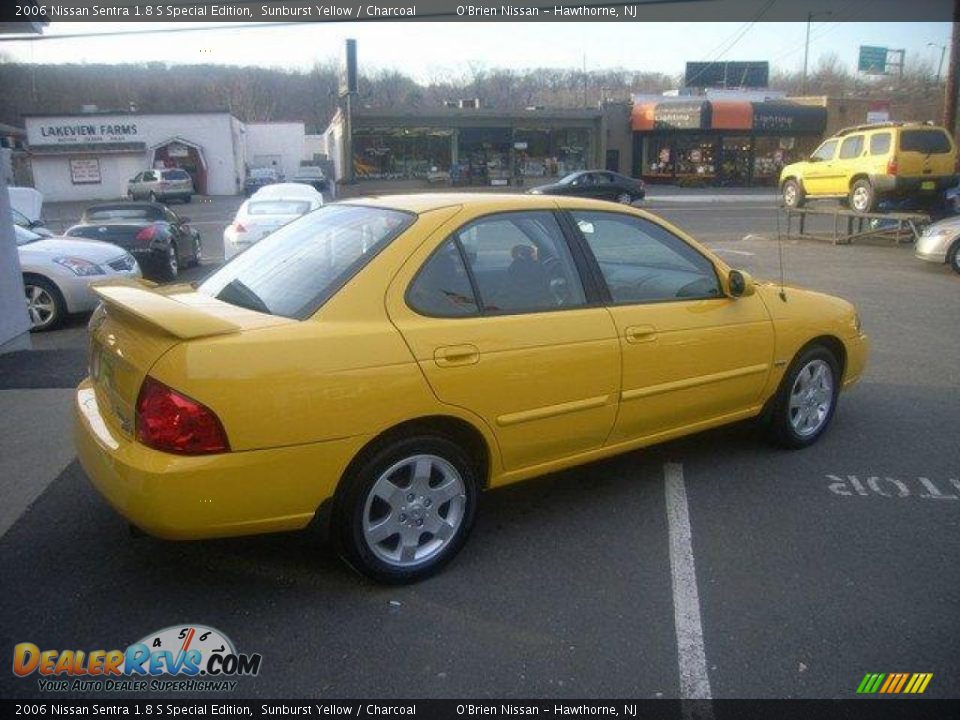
[
  {"xmin": 900, "ymin": 129, "xmax": 952, "ymax": 154},
  {"xmin": 869, "ymin": 133, "xmax": 891, "ymax": 155},
  {"xmin": 839, "ymin": 135, "xmax": 864, "ymax": 159},
  {"xmin": 199, "ymin": 205, "xmax": 413, "ymax": 319},
  {"xmin": 407, "ymin": 239, "xmax": 479, "ymax": 317}
]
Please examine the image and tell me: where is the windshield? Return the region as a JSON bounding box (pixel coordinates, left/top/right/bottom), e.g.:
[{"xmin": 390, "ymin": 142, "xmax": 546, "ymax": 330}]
[
  {"xmin": 247, "ymin": 200, "xmax": 312, "ymax": 216},
  {"xmin": 558, "ymin": 173, "xmax": 580, "ymax": 185},
  {"xmin": 199, "ymin": 204, "xmax": 414, "ymax": 319},
  {"xmin": 85, "ymin": 207, "xmax": 157, "ymax": 222},
  {"xmin": 14, "ymin": 224, "xmax": 42, "ymax": 246}
]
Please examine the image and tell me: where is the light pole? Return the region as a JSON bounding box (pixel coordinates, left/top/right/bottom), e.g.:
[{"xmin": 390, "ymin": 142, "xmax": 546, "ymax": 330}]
[
  {"xmin": 801, "ymin": 10, "xmax": 833, "ymax": 95},
  {"xmin": 929, "ymin": 42, "xmax": 947, "ymax": 83}
]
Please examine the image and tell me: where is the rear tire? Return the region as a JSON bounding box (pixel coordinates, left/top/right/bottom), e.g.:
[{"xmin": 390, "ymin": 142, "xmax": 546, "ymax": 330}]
[
  {"xmin": 782, "ymin": 179, "xmax": 805, "ymax": 209},
  {"xmin": 948, "ymin": 240, "xmax": 960, "ymax": 275},
  {"xmin": 148, "ymin": 192, "xmax": 158, "ymax": 204},
  {"xmin": 768, "ymin": 345, "xmax": 841, "ymax": 449},
  {"xmin": 23, "ymin": 276, "xmax": 66, "ymax": 332},
  {"xmin": 183, "ymin": 195, "xmax": 192, "ymax": 204},
  {"xmin": 159, "ymin": 242, "xmax": 179, "ymax": 282},
  {"xmin": 335, "ymin": 435, "xmax": 479, "ymax": 584},
  {"xmin": 616, "ymin": 192, "xmax": 633, "ymax": 205},
  {"xmin": 849, "ymin": 179, "xmax": 876, "ymax": 214}
]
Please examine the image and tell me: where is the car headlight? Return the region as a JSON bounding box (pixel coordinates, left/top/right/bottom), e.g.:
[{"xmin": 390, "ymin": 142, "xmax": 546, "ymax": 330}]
[{"xmin": 53, "ymin": 257, "xmax": 106, "ymax": 276}]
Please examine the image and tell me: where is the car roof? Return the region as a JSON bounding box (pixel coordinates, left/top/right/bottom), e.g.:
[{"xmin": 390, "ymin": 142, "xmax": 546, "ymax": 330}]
[
  {"xmin": 250, "ymin": 183, "xmax": 322, "ymax": 200},
  {"xmin": 834, "ymin": 122, "xmax": 947, "ymax": 137},
  {"xmin": 340, "ymin": 192, "xmax": 650, "ymax": 215}
]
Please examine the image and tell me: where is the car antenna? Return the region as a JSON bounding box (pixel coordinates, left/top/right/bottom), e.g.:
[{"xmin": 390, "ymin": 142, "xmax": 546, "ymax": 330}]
[{"xmin": 774, "ymin": 184, "xmax": 788, "ymax": 302}]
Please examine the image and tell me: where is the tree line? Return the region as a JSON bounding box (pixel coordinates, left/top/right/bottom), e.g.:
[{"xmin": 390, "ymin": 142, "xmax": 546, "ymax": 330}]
[{"xmin": 0, "ymin": 53, "xmax": 949, "ymax": 133}]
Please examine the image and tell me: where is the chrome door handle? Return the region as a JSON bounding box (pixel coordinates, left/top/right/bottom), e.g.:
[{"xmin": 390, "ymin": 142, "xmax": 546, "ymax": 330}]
[{"xmin": 434, "ymin": 344, "xmax": 480, "ymax": 367}]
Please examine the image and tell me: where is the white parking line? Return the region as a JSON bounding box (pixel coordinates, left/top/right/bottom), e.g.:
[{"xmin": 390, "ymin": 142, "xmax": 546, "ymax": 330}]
[{"xmin": 664, "ymin": 463, "xmax": 713, "ymax": 701}]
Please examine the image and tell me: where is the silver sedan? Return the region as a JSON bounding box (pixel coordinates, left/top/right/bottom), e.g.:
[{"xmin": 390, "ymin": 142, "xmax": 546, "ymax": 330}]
[{"xmin": 915, "ymin": 215, "xmax": 960, "ymax": 274}]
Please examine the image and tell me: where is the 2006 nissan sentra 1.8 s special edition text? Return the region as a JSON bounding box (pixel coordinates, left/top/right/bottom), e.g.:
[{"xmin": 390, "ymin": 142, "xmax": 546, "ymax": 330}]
[{"xmin": 74, "ymin": 194, "xmax": 869, "ymax": 583}]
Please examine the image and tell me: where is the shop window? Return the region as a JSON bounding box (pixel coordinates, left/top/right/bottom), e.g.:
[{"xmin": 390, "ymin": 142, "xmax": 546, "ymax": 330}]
[
  {"xmin": 643, "ymin": 136, "xmax": 675, "ymax": 178},
  {"xmin": 407, "ymin": 239, "xmax": 479, "ymax": 317},
  {"xmin": 753, "ymin": 136, "xmax": 794, "ymax": 184},
  {"xmin": 456, "ymin": 211, "xmax": 586, "ymax": 314},
  {"xmin": 677, "ymin": 136, "xmax": 717, "ymax": 178},
  {"xmin": 839, "ymin": 135, "xmax": 864, "ymax": 159},
  {"xmin": 869, "ymin": 133, "xmax": 891, "ymax": 155}
]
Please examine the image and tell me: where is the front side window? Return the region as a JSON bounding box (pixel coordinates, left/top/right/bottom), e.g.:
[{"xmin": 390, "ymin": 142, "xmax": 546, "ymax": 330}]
[
  {"xmin": 839, "ymin": 135, "xmax": 864, "ymax": 159},
  {"xmin": 407, "ymin": 239, "xmax": 478, "ymax": 317},
  {"xmin": 811, "ymin": 140, "xmax": 838, "ymax": 162},
  {"xmin": 572, "ymin": 211, "xmax": 721, "ymax": 304},
  {"xmin": 199, "ymin": 204, "xmax": 413, "ymax": 319},
  {"xmin": 456, "ymin": 211, "xmax": 587, "ymax": 314}
]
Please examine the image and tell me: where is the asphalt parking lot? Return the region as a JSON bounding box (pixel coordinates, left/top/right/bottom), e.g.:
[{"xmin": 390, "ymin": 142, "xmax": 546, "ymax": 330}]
[{"xmin": 1, "ymin": 192, "xmax": 958, "ymax": 701}]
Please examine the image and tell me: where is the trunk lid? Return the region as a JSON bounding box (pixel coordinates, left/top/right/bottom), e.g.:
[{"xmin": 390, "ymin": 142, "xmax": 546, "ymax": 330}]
[
  {"xmin": 88, "ymin": 282, "xmax": 292, "ymax": 438},
  {"xmin": 67, "ymin": 223, "xmax": 153, "ymax": 250}
]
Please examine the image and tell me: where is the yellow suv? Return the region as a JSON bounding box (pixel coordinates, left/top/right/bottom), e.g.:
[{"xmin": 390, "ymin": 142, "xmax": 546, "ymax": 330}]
[{"xmin": 780, "ymin": 122, "xmax": 958, "ymax": 213}]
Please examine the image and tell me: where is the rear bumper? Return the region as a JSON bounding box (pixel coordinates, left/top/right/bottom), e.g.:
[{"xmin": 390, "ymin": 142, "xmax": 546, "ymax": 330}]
[
  {"xmin": 74, "ymin": 380, "xmax": 368, "ymax": 540},
  {"xmin": 872, "ymin": 174, "xmax": 958, "ymax": 195}
]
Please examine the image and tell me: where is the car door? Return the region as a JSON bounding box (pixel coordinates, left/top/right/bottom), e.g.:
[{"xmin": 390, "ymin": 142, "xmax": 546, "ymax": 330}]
[
  {"xmin": 802, "ymin": 139, "xmax": 840, "ymax": 195},
  {"xmin": 568, "ymin": 209, "xmax": 775, "ymax": 444},
  {"xmin": 592, "ymin": 172, "xmax": 618, "ymax": 201},
  {"xmin": 386, "ymin": 207, "xmax": 621, "ymax": 474},
  {"xmin": 834, "ymin": 134, "xmax": 865, "ymax": 195},
  {"xmin": 129, "ymin": 172, "xmax": 143, "ymax": 198}
]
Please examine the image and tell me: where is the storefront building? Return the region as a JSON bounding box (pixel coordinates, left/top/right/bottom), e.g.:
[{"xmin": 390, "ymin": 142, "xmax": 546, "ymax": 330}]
[
  {"xmin": 631, "ymin": 99, "xmax": 827, "ymax": 186},
  {"xmin": 23, "ymin": 111, "xmax": 312, "ymax": 201},
  {"xmin": 326, "ymin": 107, "xmax": 608, "ymax": 186}
]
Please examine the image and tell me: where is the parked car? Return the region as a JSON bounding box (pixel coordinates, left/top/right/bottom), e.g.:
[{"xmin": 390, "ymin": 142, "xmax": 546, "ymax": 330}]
[
  {"xmin": 915, "ymin": 214, "xmax": 960, "ymax": 274},
  {"xmin": 290, "ymin": 165, "xmax": 327, "ymax": 193},
  {"xmin": 9, "ymin": 187, "xmax": 53, "ymax": 236},
  {"xmin": 780, "ymin": 122, "xmax": 959, "ymax": 213},
  {"xmin": 243, "ymin": 167, "xmax": 282, "ymax": 197},
  {"xmin": 74, "ymin": 194, "xmax": 868, "ymax": 584},
  {"xmin": 16, "ymin": 224, "xmax": 140, "ymax": 331},
  {"xmin": 65, "ymin": 202, "xmax": 201, "ymax": 281},
  {"xmin": 126, "ymin": 168, "xmax": 194, "ymax": 204},
  {"xmin": 223, "ymin": 183, "xmax": 323, "ymax": 260},
  {"xmin": 528, "ymin": 170, "xmax": 646, "ymax": 204}
]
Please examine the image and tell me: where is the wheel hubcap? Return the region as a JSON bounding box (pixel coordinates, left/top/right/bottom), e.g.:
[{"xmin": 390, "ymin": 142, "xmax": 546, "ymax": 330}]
[
  {"xmin": 853, "ymin": 187, "xmax": 869, "ymax": 210},
  {"xmin": 618, "ymin": 193, "xmax": 631, "ymax": 204},
  {"xmin": 788, "ymin": 359, "xmax": 834, "ymax": 437},
  {"xmin": 168, "ymin": 247, "xmax": 178, "ymax": 275},
  {"xmin": 25, "ymin": 285, "xmax": 56, "ymax": 328},
  {"xmin": 362, "ymin": 454, "xmax": 466, "ymax": 568},
  {"xmin": 784, "ymin": 185, "xmax": 796, "ymax": 205}
]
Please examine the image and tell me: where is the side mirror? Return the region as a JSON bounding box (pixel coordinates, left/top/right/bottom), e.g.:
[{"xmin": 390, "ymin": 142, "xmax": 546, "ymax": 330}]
[{"xmin": 728, "ymin": 269, "xmax": 755, "ymax": 298}]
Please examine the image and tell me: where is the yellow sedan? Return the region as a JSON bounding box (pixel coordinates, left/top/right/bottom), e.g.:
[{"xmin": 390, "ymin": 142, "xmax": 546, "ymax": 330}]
[{"xmin": 74, "ymin": 194, "xmax": 869, "ymax": 583}]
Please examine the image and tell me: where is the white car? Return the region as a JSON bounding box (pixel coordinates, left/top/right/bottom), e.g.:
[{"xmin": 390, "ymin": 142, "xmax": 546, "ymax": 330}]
[
  {"xmin": 16, "ymin": 224, "xmax": 141, "ymax": 331},
  {"xmin": 223, "ymin": 183, "xmax": 323, "ymax": 260}
]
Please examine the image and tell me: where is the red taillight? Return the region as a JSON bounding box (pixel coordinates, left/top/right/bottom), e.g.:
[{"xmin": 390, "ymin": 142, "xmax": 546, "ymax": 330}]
[
  {"xmin": 136, "ymin": 376, "xmax": 229, "ymax": 455},
  {"xmin": 886, "ymin": 157, "xmax": 898, "ymax": 175},
  {"xmin": 233, "ymin": 223, "xmax": 247, "ymax": 233},
  {"xmin": 135, "ymin": 224, "xmax": 157, "ymax": 242}
]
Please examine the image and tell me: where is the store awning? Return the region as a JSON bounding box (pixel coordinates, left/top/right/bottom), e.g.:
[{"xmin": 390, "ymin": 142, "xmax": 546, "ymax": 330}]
[
  {"xmin": 28, "ymin": 141, "xmax": 147, "ymax": 156},
  {"xmin": 632, "ymin": 100, "xmax": 826, "ymax": 134}
]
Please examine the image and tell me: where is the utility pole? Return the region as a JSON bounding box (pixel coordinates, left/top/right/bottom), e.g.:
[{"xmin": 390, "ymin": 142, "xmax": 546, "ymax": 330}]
[
  {"xmin": 944, "ymin": 0, "xmax": 959, "ymax": 140},
  {"xmin": 801, "ymin": 10, "xmax": 832, "ymax": 95}
]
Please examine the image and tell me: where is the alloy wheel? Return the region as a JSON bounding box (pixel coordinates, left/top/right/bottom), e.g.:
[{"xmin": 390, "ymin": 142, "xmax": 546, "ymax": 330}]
[
  {"xmin": 167, "ymin": 245, "xmax": 179, "ymax": 277},
  {"xmin": 361, "ymin": 454, "xmax": 467, "ymax": 568},
  {"xmin": 852, "ymin": 186, "xmax": 870, "ymax": 212},
  {"xmin": 617, "ymin": 193, "xmax": 632, "ymax": 205},
  {"xmin": 788, "ymin": 359, "xmax": 834, "ymax": 437},
  {"xmin": 25, "ymin": 284, "xmax": 57, "ymax": 329}
]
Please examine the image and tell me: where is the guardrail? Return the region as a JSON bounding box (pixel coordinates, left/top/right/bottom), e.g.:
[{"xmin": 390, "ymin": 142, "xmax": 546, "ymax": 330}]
[{"xmin": 784, "ymin": 207, "xmax": 931, "ymax": 245}]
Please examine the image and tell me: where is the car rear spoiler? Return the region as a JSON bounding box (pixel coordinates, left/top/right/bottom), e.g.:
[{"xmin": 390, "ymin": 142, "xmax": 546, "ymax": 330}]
[{"xmin": 92, "ymin": 283, "xmax": 241, "ymax": 340}]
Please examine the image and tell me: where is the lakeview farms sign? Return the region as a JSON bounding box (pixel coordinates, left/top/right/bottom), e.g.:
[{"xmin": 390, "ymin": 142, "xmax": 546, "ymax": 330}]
[{"xmin": 38, "ymin": 122, "xmax": 139, "ymax": 144}]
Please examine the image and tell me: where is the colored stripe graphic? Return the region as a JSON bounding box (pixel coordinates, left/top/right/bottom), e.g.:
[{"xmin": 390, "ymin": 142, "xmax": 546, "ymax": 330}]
[{"xmin": 857, "ymin": 672, "xmax": 932, "ymax": 694}]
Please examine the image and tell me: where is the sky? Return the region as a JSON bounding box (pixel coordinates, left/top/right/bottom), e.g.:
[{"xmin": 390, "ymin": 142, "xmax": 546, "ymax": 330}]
[{"xmin": 0, "ymin": 21, "xmax": 951, "ymax": 82}]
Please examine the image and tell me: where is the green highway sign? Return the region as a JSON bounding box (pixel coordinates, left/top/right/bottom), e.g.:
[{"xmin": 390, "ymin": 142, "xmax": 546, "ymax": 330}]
[{"xmin": 858, "ymin": 46, "xmax": 889, "ymax": 74}]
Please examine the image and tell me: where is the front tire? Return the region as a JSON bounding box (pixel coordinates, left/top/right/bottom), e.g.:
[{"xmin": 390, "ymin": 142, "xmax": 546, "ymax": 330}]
[
  {"xmin": 23, "ymin": 276, "xmax": 66, "ymax": 332},
  {"xmin": 336, "ymin": 435, "xmax": 479, "ymax": 584},
  {"xmin": 849, "ymin": 179, "xmax": 876, "ymax": 214},
  {"xmin": 769, "ymin": 345, "xmax": 841, "ymax": 449},
  {"xmin": 782, "ymin": 179, "xmax": 805, "ymax": 209},
  {"xmin": 616, "ymin": 192, "xmax": 633, "ymax": 205}
]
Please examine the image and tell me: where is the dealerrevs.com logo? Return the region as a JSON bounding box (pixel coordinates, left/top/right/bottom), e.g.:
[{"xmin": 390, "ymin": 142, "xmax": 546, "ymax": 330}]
[{"xmin": 13, "ymin": 625, "xmax": 262, "ymax": 693}]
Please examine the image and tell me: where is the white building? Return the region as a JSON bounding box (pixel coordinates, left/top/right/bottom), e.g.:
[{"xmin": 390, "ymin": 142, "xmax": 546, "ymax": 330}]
[{"xmin": 24, "ymin": 111, "xmax": 310, "ymax": 202}]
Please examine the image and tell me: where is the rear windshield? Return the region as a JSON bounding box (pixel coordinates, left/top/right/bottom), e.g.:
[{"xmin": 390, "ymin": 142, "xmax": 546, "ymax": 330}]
[
  {"xmin": 899, "ymin": 129, "xmax": 952, "ymax": 154},
  {"xmin": 247, "ymin": 200, "xmax": 312, "ymax": 216},
  {"xmin": 162, "ymin": 169, "xmax": 191, "ymax": 180},
  {"xmin": 84, "ymin": 207, "xmax": 158, "ymax": 221},
  {"xmin": 198, "ymin": 204, "xmax": 414, "ymax": 319},
  {"xmin": 295, "ymin": 167, "xmax": 323, "ymax": 178}
]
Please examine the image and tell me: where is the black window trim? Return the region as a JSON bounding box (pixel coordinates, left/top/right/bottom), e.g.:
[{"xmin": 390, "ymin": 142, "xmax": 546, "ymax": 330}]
[
  {"xmin": 404, "ymin": 208, "xmax": 606, "ymax": 320},
  {"xmin": 561, "ymin": 208, "xmax": 726, "ymax": 308}
]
